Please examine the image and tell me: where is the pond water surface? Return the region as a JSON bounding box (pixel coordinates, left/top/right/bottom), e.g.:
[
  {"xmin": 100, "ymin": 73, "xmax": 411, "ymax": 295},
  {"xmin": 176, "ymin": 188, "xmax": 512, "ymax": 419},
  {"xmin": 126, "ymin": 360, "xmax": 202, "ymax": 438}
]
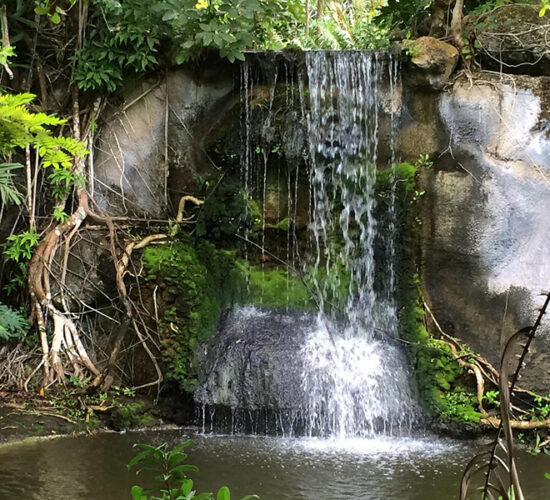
[{"xmin": 1, "ymin": 430, "xmax": 549, "ymax": 499}]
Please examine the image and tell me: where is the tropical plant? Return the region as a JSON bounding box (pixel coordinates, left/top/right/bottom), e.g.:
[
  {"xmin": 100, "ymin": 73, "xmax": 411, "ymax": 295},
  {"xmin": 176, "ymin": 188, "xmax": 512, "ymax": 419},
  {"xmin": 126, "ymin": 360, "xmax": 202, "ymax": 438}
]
[
  {"xmin": 129, "ymin": 440, "xmax": 258, "ymax": 500},
  {"xmin": 299, "ymin": 0, "xmax": 390, "ymax": 49},
  {"xmin": 0, "ymin": 163, "xmax": 23, "ymax": 208},
  {"xmin": 156, "ymin": 0, "xmax": 294, "ymax": 63},
  {"xmin": 0, "ymin": 92, "xmax": 88, "ymax": 206},
  {"xmin": 71, "ymin": 0, "xmax": 161, "ymax": 92}
]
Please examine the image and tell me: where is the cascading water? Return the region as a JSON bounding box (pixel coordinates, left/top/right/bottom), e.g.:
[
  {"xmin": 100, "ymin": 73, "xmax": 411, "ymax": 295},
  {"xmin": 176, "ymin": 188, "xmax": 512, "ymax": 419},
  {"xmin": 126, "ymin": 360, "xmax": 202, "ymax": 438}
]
[
  {"xmin": 299, "ymin": 51, "xmax": 417, "ymax": 437},
  {"xmin": 195, "ymin": 50, "xmax": 420, "ymax": 438}
]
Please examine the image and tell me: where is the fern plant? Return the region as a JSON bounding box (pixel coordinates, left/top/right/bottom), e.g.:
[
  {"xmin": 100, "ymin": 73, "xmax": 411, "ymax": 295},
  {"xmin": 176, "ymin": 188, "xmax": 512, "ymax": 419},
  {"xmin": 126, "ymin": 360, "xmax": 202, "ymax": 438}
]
[
  {"xmin": 0, "ymin": 302, "xmax": 28, "ymax": 342},
  {"xmin": 0, "ymin": 163, "xmax": 23, "ymax": 208}
]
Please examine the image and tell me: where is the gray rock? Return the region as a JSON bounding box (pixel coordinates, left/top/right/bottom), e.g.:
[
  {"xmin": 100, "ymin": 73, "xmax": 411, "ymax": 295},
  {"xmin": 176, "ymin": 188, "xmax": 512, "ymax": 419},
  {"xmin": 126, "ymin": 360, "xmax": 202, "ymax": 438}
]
[
  {"xmin": 417, "ymin": 73, "xmax": 550, "ymax": 390},
  {"xmin": 93, "ymin": 68, "xmax": 235, "ymax": 218}
]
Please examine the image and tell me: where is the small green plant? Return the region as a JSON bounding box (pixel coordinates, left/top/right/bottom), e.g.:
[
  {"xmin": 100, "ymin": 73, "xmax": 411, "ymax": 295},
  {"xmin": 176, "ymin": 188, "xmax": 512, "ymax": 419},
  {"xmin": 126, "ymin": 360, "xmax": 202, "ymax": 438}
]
[
  {"xmin": 129, "ymin": 441, "xmax": 258, "ymax": 500},
  {"xmin": 2, "ymin": 228, "xmax": 42, "ymax": 294},
  {"xmin": 402, "ymin": 39, "xmax": 420, "ymax": 57},
  {"xmin": 483, "ymin": 390, "xmax": 500, "ymax": 406},
  {"xmin": 68, "ymin": 375, "xmax": 86, "ymax": 388},
  {"xmin": 541, "ymin": 0, "xmax": 550, "ymax": 16},
  {"xmin": 415, "ymin": 154, "xmax": 433, "ymax": 169},
  {"xmin": 533, "ymin": 393, "xmax": 550, "ymax": 418}
]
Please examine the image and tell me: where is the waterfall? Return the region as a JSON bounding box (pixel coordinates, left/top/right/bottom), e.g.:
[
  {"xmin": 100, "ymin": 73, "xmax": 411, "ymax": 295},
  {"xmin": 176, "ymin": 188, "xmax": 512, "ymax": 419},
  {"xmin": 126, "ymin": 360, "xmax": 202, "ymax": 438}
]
[
  {"xmin": 195, "ymin": 50, "xmax": 419, "ymax": 438},
  {"xmin": 299, "ymin": 51, "xmax": 417, "ymax": 437}
]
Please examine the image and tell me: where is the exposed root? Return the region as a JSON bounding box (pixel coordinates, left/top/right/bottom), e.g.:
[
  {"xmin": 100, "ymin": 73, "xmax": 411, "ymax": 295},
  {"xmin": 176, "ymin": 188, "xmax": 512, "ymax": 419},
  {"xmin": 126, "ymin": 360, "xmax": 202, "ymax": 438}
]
[{"xmin": 176, "ymin": 195, "xmax": 204, "ymax": 223}]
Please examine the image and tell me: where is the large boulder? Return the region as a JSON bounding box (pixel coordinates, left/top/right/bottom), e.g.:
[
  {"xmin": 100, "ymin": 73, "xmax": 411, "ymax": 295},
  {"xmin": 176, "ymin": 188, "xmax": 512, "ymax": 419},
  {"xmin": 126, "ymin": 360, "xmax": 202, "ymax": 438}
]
[
  {"xmin": 418, "ymin": 73, "xmax": 550, "ymax": 391},
  {"xmin": 472, "ymin": 4, "xmax": 550, "ymax": 76},
  {"xmin": 406, "ymin": 36, "xmax": 459, "ymax": 89}
]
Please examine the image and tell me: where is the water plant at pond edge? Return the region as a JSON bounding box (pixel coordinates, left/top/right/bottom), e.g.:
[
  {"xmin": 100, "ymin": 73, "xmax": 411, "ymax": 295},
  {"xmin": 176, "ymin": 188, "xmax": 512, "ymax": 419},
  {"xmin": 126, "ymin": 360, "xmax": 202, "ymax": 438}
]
[
  {"xmin": 141, "ymin": 236, "xmax": 247, "ymax": 391},
  {"xmin": 129, "ymin": 440, "xmax": 258, "ymax": 500}
]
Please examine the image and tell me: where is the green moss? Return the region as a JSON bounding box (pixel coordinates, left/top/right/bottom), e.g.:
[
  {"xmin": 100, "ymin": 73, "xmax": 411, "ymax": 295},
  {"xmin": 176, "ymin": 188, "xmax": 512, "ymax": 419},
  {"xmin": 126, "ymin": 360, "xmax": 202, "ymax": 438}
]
[
  {"xmin": 266, "ymin": 217, "xmax": 290, "ymax": 231},
  {"xmin": 400, "ymin": 275, "xmax": 482, "ymax": 423},
  {"xmin": 142, "ymin": 236, "xmax": 246, "ymax": 391},
  {"xmin": 238, "ymin": 261, "xmax": 356, "ymax": 313},
  {"xmin": 375, "ymin": 162, "xmax": 417, "ymax": 194},
  {"xmin": 242, "ymin": 264, "xmax": 314, "ymax": 310},
  {"xmin": 377, "ymin": 160, "xmax": 482, "ymax": 424}
]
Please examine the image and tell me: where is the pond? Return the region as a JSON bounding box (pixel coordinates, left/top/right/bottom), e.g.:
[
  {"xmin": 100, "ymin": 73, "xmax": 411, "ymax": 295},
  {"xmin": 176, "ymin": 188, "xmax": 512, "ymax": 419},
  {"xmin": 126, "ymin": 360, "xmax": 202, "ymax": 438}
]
[{"xmin": 1, "ymin": 430, "xmax": 549, "ymax": 499}]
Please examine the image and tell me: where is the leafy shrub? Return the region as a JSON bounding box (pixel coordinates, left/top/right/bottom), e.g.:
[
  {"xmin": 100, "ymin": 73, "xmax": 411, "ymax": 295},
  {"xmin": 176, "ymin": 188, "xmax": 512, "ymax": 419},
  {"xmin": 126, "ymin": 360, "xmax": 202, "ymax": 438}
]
[
  {"xmin": 196, "ymin": 182, "xmax": 261, "ymax": 244},
  {"xmin": 72, "ymin": 0, "xmax": 160, "ymax": 92},
  {"xmin": 129, "ymin": 440, "xmax": 258, "ymax": 500},
  {"xmin": 155, "ymin": 0, "xmax": 294, "ymax": 63}
]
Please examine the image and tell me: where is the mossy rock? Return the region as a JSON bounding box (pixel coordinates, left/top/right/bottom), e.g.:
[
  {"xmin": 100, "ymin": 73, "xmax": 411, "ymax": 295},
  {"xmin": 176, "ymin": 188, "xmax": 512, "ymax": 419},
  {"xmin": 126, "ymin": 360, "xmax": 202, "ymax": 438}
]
[
  {"xmin": 242, "ymin": 264, "xmax": 314, "ymax": 310},
  {"xmin": 142, "ymin": 236, "xmax": 247, "ymax": 390}
]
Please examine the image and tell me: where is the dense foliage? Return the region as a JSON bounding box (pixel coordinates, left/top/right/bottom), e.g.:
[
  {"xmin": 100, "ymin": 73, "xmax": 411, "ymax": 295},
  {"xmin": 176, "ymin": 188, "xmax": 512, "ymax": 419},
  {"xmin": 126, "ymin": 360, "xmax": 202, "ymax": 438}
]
[{"xmin": 0, "ymin": 302, "xmax": 28, "ymax": 342}]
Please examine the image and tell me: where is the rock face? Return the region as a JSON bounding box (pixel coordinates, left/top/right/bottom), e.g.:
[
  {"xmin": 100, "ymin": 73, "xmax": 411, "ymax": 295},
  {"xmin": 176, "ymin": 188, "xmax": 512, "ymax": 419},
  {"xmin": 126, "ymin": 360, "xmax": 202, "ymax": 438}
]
[
  {"xmin": 195, "ymin": 307, "xmax": 307, "ymax": 412},
  {"xmin": 471, "ymin": 4, "xmax": 550, "ymax": 76},
  {"xmin": 413, "ymin": 73, "xmax": 550, "ymax": 390},
  {"xmin": 94, "ymin": 63, "xmax": 237, "ymax": 217}
]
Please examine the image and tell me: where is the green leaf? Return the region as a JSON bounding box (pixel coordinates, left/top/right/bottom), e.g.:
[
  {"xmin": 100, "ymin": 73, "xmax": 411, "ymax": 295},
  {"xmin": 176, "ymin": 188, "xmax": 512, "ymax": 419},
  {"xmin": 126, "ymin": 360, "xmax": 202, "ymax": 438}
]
[
  {"xmin": 50, "ymin": 12, "xmax": 61, "ymax": 24},
  {"xmin": 130, "ymin": 485, "xmax": 146, "ymax": 500},
  {"xmin": 162, "ymin": 11, "xmax": 177, "ymax": 21},
  {"xmin": 127, "ymin": 449, "xmax": 153, "ymax": 469},
  {"xmin": 217, "ymin": 486, "xmax": 231, "ymax": 500}
]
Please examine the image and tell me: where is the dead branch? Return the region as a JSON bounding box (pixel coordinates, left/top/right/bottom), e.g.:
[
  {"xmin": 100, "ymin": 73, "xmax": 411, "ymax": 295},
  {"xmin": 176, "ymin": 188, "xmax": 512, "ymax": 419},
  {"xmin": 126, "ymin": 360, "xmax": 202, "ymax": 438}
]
[
  {"xmin": 1, "ymin": 5, "xmax": 13, "ymax": 80},
  {"xmin": 176, "ymin": 195, "xmax": 204, "ymax": 223}
]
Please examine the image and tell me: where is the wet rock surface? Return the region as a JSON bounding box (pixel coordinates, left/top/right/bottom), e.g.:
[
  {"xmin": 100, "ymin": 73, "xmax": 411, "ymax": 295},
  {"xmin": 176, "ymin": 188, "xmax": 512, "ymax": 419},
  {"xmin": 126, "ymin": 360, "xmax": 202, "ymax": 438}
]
[{"xmin": 195, "ymin": 307, "xmax": 307, "ymax": 411}]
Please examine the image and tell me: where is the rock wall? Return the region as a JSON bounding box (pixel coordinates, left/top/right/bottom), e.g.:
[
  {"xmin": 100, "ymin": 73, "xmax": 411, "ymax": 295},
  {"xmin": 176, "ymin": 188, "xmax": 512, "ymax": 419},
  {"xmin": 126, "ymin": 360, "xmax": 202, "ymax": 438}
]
[
  {"xmin": 406, "ymin": 73, "xmax": 550, "ymax": 390},
  {"xmin": 94, "ymin": 60, "xmax": 238, "ymax": 218}
]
